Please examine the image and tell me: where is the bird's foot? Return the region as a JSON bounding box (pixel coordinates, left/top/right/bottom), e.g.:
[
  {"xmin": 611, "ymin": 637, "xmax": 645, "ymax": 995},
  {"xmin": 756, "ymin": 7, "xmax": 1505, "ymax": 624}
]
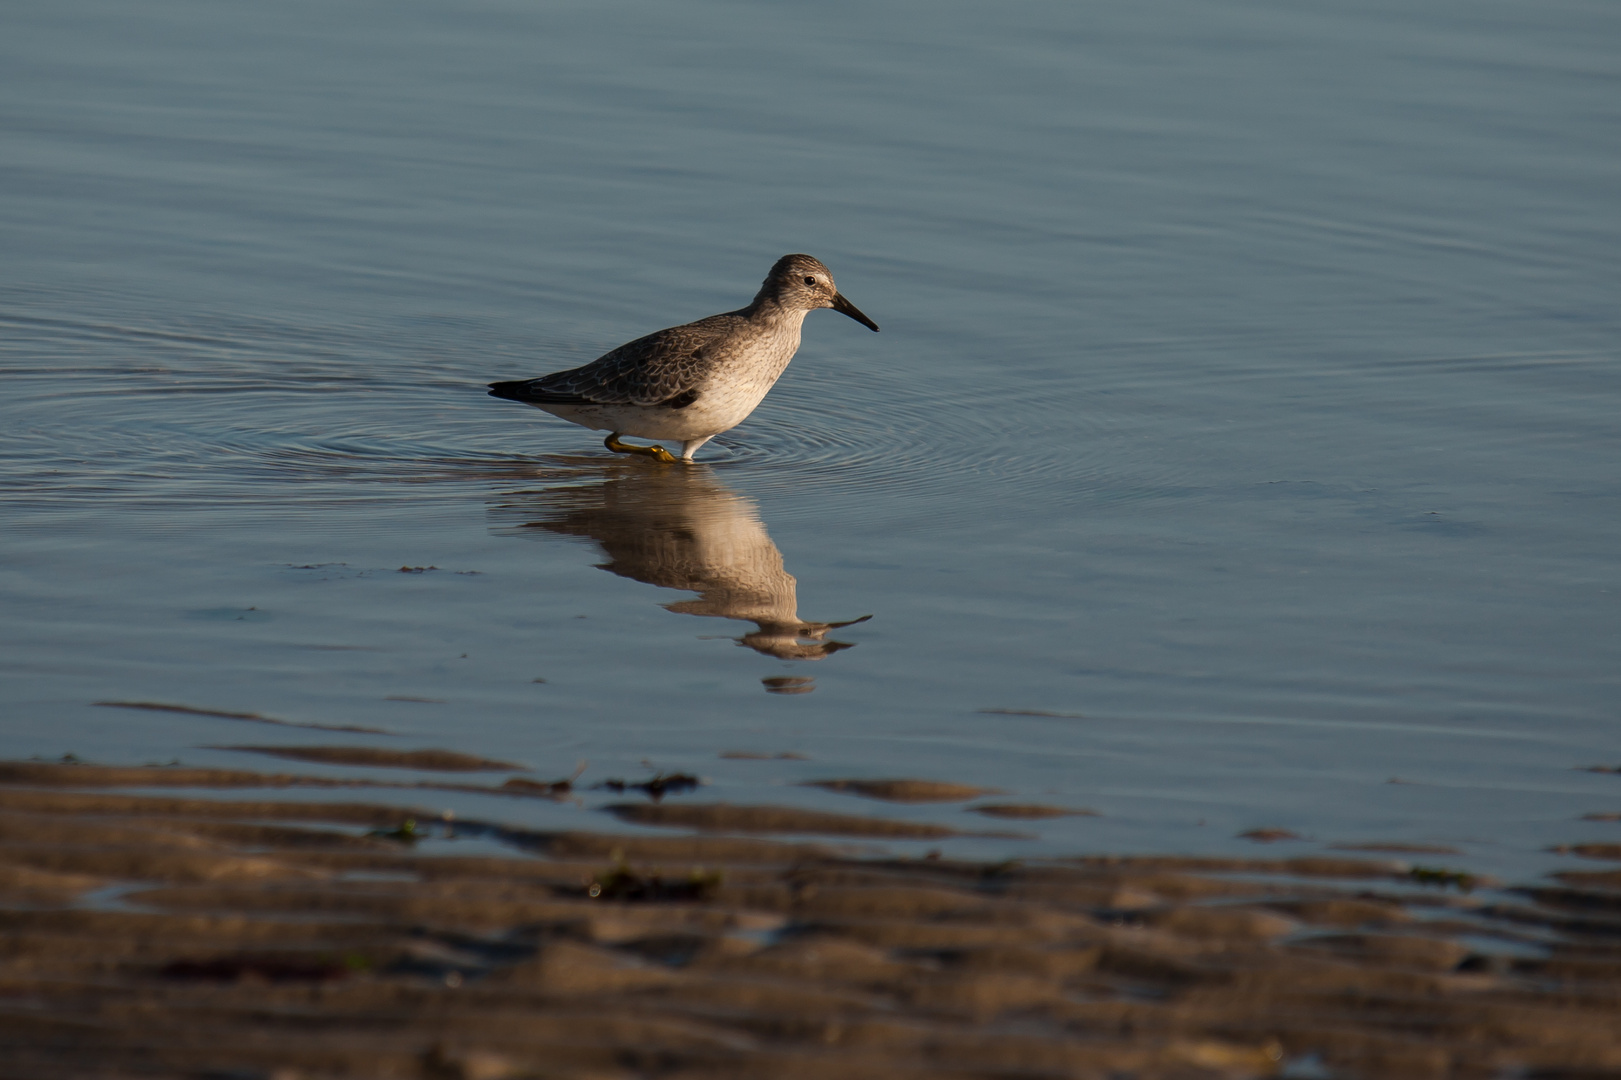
[{"xmin": 605, "ymin": 433, "xmax": 679, "ymax": 463}]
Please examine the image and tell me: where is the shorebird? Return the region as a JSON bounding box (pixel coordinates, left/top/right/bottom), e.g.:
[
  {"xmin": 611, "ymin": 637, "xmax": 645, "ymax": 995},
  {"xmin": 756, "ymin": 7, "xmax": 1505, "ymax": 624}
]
[{"xmin": 488, "ymin": 254, "xmax": 879, "ymax": 462}]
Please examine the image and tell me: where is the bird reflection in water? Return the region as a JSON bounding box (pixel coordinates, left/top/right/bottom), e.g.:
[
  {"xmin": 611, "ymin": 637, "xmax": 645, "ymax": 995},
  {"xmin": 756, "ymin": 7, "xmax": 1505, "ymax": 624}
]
[{"xmin": 498, "ymin": 465, "xmax": 869, "ymax": 685}]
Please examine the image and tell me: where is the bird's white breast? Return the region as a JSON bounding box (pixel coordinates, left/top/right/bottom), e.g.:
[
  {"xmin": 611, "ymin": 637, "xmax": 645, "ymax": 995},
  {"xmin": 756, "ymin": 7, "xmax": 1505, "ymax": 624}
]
[{"xmin": 694, "ymin": 317, "xmax": 803, "ymax": 430}]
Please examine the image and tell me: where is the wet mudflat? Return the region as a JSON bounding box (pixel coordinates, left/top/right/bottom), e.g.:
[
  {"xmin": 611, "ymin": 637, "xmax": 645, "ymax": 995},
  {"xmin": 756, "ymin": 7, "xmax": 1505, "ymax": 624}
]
[{"xmin": 2, "ymin": 760, "xmax": 1620, "ymax": 1079}]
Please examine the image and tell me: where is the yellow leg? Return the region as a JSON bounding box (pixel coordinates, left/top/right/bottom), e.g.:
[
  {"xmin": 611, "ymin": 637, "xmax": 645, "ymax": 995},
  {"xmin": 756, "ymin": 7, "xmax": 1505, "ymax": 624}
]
[{"xmin": 605, "ymin": 433, "xmax": 678, "ymax": 463}]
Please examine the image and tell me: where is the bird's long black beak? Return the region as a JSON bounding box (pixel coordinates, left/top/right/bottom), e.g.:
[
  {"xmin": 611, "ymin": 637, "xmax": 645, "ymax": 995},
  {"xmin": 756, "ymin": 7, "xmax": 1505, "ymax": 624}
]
[{"xmin": 831, "ymin": 292, "xmax": 880, "ymax": 332}]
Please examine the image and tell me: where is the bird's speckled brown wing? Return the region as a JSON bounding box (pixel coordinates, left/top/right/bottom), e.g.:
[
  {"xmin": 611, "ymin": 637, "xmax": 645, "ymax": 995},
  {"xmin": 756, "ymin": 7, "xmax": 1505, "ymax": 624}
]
[{"xmin": 497, "ymin": 314, "xmax": 738, "ymax": 407}]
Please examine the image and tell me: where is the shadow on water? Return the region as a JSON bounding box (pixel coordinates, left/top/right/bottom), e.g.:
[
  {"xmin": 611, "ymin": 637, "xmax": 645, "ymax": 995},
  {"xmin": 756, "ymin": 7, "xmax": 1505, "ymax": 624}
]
[{"xmin": 490, "ymin": 462, "xmax": 870, "ymax": 678}]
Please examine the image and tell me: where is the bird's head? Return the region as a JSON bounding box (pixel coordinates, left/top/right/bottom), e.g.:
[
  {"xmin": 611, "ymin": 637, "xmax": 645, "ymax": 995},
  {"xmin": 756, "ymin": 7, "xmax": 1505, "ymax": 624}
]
[{"xmin": 759, "ymin": 254, "xmax": 879, "ymax": 331}]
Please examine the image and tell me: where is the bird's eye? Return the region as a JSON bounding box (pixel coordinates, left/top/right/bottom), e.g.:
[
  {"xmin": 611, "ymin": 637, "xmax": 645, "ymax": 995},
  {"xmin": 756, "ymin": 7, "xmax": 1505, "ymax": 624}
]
[{"xmin": 803, "ymin": 276, "xmax": 817, "ymax": 287}]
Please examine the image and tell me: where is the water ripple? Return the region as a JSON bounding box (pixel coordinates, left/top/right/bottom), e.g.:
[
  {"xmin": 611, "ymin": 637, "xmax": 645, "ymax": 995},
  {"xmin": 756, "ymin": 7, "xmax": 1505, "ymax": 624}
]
[{"xmin": 1, "ymin": 302, "xmax": 1194, "ymax": 522}]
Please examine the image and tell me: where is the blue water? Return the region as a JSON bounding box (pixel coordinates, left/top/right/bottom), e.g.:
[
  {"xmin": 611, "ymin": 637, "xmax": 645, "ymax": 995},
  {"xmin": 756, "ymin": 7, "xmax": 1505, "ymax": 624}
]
[{"xmin": 3, "ymin": 0, "xmax": 1619, "ymax": 878}]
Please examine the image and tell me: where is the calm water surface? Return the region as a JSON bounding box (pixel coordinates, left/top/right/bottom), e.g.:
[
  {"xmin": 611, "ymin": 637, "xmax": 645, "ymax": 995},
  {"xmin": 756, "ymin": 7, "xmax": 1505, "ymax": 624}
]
[{"xmin": 3, "ymin": 0, "xmax": 1619, "ymax": 877}]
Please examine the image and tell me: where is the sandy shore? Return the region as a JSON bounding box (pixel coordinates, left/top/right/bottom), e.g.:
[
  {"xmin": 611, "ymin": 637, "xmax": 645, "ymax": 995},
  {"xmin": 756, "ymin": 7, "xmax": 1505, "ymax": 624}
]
[{"xmin": 0, "ymin": 759, "xmax": 1617, "ymax": 1079}]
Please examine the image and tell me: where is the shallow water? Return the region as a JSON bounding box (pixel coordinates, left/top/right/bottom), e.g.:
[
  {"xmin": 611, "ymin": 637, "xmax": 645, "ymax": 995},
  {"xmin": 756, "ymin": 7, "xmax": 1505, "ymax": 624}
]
[{"xmin": 3, "ymin": 0, "xmax": 1619, "ymax": 878}]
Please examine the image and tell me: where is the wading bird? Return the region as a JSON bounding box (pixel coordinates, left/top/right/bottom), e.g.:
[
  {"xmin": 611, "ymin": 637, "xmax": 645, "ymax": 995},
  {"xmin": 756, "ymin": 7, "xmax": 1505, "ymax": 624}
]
[{"xmin": 488, "ymin": 254, "xmax": 879, "ymax": 462}]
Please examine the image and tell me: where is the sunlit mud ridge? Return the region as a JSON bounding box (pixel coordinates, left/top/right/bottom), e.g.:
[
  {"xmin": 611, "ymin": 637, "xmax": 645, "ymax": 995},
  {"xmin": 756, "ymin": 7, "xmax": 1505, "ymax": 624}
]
[{"xmin": 1, "ymin": 761, "xmax": 1619, "ymax": 1079}]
